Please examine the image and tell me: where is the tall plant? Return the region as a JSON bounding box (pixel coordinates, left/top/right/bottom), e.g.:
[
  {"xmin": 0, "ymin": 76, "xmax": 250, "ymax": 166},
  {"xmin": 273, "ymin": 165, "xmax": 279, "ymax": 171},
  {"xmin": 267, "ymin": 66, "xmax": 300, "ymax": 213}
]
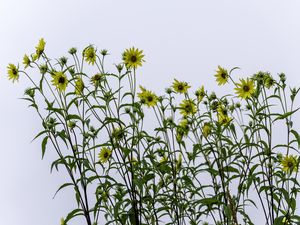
[{"xmin": 7, "ymin": 39, "xmax": 300, "ymax": 225}]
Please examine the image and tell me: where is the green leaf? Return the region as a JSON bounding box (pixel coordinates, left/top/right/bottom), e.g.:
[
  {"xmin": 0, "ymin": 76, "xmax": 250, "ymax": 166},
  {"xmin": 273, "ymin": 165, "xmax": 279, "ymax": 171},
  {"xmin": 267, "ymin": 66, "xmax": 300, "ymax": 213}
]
[
  {"xmin": 65, "ymin": 208, "xmax": 83, "ymax": 222},
  {"xmin": 223, "ymin": 166, "xmax": 239, "ymax": 174},
  {"xmin": 142, "ymin": 173, "xmax": 155, "ymax": 184},
  {"xmin": 53, "ymin": 183, "xmax": 73, "ymax": 199},
  {"xmin": 273, "ymin": 108, "xmax": 299, "ymax": 122},
  {"xmin": 32, "ymin": 130, "xmax": 48, "ymax": 142},
  {"xmin": 41, "ymin": 136, "xmax": 48, "ymax": 159},
  {"xmin": 198, "ymin": 197, "xmax": 218, "ymax": 205},
  {"xmin": 274, "ymin": 216, "xmax": 284, "ymax": 225},
  {"xmin": 291, "ymin": 129, "xmax": 300, "ymax": 148},
  {"xmin": 66, "ymin": 114, "xmax": 82, "ymax": 121}
]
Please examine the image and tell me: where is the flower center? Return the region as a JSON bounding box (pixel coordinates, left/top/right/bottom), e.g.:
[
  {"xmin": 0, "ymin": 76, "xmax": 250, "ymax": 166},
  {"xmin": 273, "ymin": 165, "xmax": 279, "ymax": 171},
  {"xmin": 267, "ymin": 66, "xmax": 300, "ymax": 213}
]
[
  {"xmin": 221, "ymin": 109, "xmax": 228, "ymax": 116},
  {"xmin": 104, "ymin": 152, "xmax": 109, "ymax": 158},
  {"xmin": 131, "ymin": 55, "xmax": 137, "ymax": 62},
  {"xmin": 94, "ymin": 75, "xmax": 101, "ymax": 81},
  {"xmin": 288, "ymin": 161, "xmax": 294, "ymax": 168},
  {"xmin": 58, "ymin": 77, "xmax": 66, "ymax": 84},
  {"xmin": 88, "ymin": 52, "xmax": 95, "ymax": 58},
  {"xmin": 243, "ymin": 85, "xmax": 250, "ymax": 92},
  {"xmin": 221, "ymin": 72, "xmax": 227, "ymax": 79},
  {"xmin": 185, "ymin": 104, "xmax": 192, "ymax": 112},
  {"xmin": 178, "ymin": 84, "xmax": 183, "ymax": 90},
  {"xmin": 147, "ymin": 96, "xmax": 153, "ymax": 102},
  {"xmin": 12, "ymin": 68, "xmax": 17, "ymax": 75}
]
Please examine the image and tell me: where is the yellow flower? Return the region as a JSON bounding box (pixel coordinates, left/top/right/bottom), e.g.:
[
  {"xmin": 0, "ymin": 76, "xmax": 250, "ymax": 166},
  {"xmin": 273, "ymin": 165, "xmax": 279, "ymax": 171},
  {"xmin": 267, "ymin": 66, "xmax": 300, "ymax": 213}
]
[
  {"xmin": 177, "ymin": 119, "xmax": 189, "ymax": 135},
  {"xmin": 176, "ymin": 132, "xmax": 183, "ymax": 142},
  {"xmin": 281, "ymin": 155, "xmax": 298, "ymax": 173},
  {"xmin": 22, "ymin": 54, "xmax": 31, "ymax": 69},
  {"xmin": 179, "ymin": 119, "xmax": 189, "ymax": 131},
  {"xmin": 176, "ymin": 119, "xmax": 189, "ymax": 142},
  {"xmin": 84, "ymin": 46, "xmax": 97, "ymax": 65},
  {"xmin": 202, "ymin": 123, "xmax": 211, "ymax": 138},
  {"xmin": 122, "ymin": 47, "xmax": 145, "ymax": 69},
  {"xmin": 179, "ymin": 99, "xmax": 196, "ymax": 117},
  {"xmin": 195, "ymin": 85, "xmax": 205, "ymax": 102},
  {"xmin": 137, "ymin": 86, "xmax": 158, "ymax": 107},
  {"xmin": 214, "ymin": 66, "xmax": 229, "ymax": 85},
  {"xmin": 75, "ymin": 77, "xmax": 84, "ymax": 95},
  {"xmin": 264, "ymin": 74, "xmax": 275, "ymax": 89},
  {"xmin": 111, "ymin": 127, "xmax": 125, "ymax": 140},
  {"xmin": 90, "ymin": 73, "xmax": 104, "ymax": 86},
  {"xmin": 235, "ymin": 78, "xmax": 255, "ymax": 99},
  {"xmin": 172, "ymin": 79, "xmax": 190, "ymax": 94},
  {"xmin": 218, "ymin": 114, "xmax": 232, "ymax": 125},
  {"xmin": 31, "ymin": 53, "xmax": 38, "ymax": 62},
  {"xmin": 217, "ymin": 105, "xmax": 232, "ymax": 125},
  {"xmin": 35, "ymin": 38, "xmax": 46, "ymax": 59},
  {"xmin": 51, "ymin": 71, "xmax": 68, "ymax": 92},
  {"xmin": 7, "ymin": 64, "xmax": 19, "ymax": 82},
  {"xmin": 98, "ymin": 147, "xmax": 112, "ymax": 164}
]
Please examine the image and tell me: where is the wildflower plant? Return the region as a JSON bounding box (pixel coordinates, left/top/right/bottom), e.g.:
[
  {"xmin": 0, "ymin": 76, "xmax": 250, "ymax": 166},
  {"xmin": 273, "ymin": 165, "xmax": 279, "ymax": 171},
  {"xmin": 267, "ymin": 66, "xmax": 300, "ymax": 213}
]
[{"xmin": 7, "ymin": 39, "xmax": 300, "ymax": 225}]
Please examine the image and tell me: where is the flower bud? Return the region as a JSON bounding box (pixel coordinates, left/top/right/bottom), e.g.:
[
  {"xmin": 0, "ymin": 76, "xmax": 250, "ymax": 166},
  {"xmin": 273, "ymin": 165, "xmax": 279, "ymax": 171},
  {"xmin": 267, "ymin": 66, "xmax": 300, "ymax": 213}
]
[
  {"xmin": 59, "ymin": 57, "xmax": 68, "ymax": 66},
  {"xmin": 100, "ymin": 49, "xmax": 108, "ymax": 56},
  {"xmin": 67, "ymin": 121, "xmax": 76, "ymax": 129},
  {"xmin": 165, "ymin": 88, "xmax": 172, "ymax": 94},
  {"xmin": 115, "ymin": 64, "xmax": 123, "ymax": 73},
  {"xmin": 279, "ymin": 73, "xmax": 286, "ymax": 83},
  {"xmin": 39, "ymin": 64, "xmax": 48, "ymax": 75},
  {"xmin": 68, "ymin": 47, "xmax": 77, "ymax": 55}
]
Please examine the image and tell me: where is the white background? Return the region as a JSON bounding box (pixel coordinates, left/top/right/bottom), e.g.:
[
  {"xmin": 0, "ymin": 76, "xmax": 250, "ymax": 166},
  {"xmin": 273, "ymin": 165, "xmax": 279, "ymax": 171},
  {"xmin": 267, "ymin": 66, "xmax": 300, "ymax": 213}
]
[{"xmin": 1, "ymin": 0, "xmax": 300, "ymax": 224}]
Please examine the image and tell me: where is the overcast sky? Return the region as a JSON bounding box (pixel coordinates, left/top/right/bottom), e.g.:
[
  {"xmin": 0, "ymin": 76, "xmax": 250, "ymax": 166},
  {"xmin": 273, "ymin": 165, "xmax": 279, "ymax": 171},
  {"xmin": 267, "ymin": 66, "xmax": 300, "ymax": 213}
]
[{"xmin": 1, "ymin": 0, "xmax": 300, "ymax": 224}]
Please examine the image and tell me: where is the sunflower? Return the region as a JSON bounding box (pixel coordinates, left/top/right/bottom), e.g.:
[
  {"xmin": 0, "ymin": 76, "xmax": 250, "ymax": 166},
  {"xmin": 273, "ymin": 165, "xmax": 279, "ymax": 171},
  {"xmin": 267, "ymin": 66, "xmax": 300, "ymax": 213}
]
[
  {"xmin": 35, "ymin": 38, "xmax": 46, "ymax": 59},
  {"xmin": 176, "ymin": 119, "xmax": 189, "ymax": 140},
  {"xmin": 264, "ymin": 75, "xmax": 276, "ymax": 89},
  {"xmin": 98, "ymin": 147, "xmax": 112, "ymax": 164},
  {"xmin": 90, "ymin": 73, "xmax": 104, "ymax": 86},
  {"xmin": 179, "ymin": 119, "xmax": 189, "ymax": 134},
  {"xmin": 218, "ymin": 114, "xmax": 232, "ymax": 125},
  {"xmin": 214, "ymin": 66, "xmax": 229, "ymax": 85},
  {"xmin": 7, "ymin": 64, "xmax": 19, "ymax": 82},
  {"xmin": 195, "ymin": 85, "xmax": 205, "ymax": 102},
  {"xmin": 235, "ymin": 78, "xmax": 255, "ymax": 99},
  {"xmin": 23, "ymin": 54, "xmax": 31, "ymax": 69},
  {"xmin": 217, "ymin": 105, "xmax": 228, "ymax": 116},
  {"xmin": 122, "ymin": 47, "xmax": 145, "ymax": 69},
  {"xmin": 176, "ymin": 119, "xmax": 189, "ymax": 142},
  {"xmin": 179, "ymin": 99, "xmax": 197, "ymax": 117},
  {"xmin": 217, "ymin": 105, "xmax": 232, "ymax": 125},
  {"xmin": 176, "ymin": 132, "xmax": 184, "ymax": 142},
  {"xmin": 84, "ymin": 46, "xmax": 97, "ymax": 65},
  {"xmin": 137, "ymin": 86, "xmax": 158, "ymax": 107},
  {"xmin": 202, "ymin": 123, "xmax": 211, "ymax": 138},
  {"xmin": 281, "ymin": 155, "xmax": 298, "ymax": 173},
  {"xmin": 111, "ymin": 127, "xmax": 125, "ymax": 141},
  {"xmin": 51, "ymin": 71, "xmax": 68, "ymax": 92},
  {"xmin": 75, "ymin": 77, "xmax": 84, "ymax": 95},
  {"xmin": 172, "ymin": 79, "xmax": 190, "ymax": 94}
]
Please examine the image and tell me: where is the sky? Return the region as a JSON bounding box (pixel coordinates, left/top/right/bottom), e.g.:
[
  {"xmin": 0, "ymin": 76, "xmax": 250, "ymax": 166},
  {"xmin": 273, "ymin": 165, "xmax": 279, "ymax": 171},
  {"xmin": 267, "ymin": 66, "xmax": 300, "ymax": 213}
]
[{"xmin": 1, "ymin": 0, "xmax": 300, "ymax": 224}]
